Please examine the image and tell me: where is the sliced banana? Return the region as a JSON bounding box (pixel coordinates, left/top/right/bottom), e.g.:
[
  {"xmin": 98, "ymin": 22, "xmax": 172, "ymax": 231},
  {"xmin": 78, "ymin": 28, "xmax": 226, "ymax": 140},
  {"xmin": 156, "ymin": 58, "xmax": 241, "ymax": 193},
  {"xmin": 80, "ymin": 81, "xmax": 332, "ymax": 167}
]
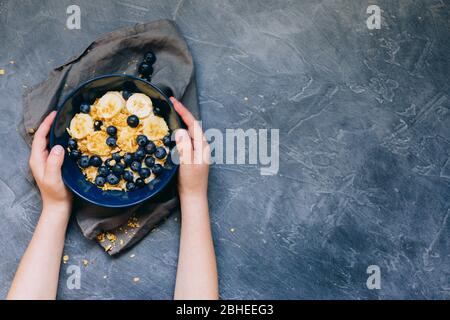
[
  {"xmin": 69, "ymin": 113, "xmax": 94, "ymax": 139},
  {"xmin": 97, "ymin": 91, "xmax": 125, "ymax": 119},
  {"xmin": 142, "ymin": 114, "xmax": 169, "ymax": 140},
  {"xmin": 117, "ymin": 127, "xmax": 140, "ymax": 153},
  {"xmin": 126, "ymin": 93, "xmax": 153, "ymax": 119}
]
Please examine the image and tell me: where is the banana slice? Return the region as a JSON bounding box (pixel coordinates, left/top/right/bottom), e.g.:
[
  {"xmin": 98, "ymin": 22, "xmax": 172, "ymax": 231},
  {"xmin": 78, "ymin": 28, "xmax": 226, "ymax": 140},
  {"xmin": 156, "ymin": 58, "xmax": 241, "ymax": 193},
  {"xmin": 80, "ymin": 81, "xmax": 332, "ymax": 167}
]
[
  {"xmin": 117, "ymin": 127, "xmax": 140, "ymax": 153},
  {"xmin": 68, "ymin": 113, "xmax": 94, "ymax": 139},
  {"xmin": 97, "ymin": 91, "xmax": 125, "ymax": 119},
  {"xmin": 142, "ymin": 114, "xmax": 169, "ymax": 140},
  {"xmin": 126, "ymin": 93, "xmax": 153, "ymax": 119}
]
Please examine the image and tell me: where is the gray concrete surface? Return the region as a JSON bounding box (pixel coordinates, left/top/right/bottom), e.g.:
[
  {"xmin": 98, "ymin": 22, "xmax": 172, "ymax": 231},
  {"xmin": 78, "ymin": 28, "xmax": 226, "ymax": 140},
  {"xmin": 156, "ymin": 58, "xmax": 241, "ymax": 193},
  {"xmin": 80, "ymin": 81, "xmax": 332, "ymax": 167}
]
[{"xmin": 0, "ymin": 0, "xmax": 449, "ymax": 299}]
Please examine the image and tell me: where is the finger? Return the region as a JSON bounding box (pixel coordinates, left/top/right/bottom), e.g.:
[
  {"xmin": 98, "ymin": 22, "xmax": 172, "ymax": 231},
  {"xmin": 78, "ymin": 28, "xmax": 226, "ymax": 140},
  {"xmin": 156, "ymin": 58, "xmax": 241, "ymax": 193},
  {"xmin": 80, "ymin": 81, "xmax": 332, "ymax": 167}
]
[
  {"xmin": 44, "ymin": 145, "xmax": 65, "ymax": 183},
  {"xmin": 33, "ymin": 111, "xmax": 57, "ymax": 148},
  {"xmin": 175, "ymin": 129, "xmax": 193, "ymax": 165},
  {"xmin": 30, "ymin": 111, "xmax": 57, "ymax": 177},
  {"xmin": 170, "ymin": 97, "xmax": 206, "ymax": 150}
]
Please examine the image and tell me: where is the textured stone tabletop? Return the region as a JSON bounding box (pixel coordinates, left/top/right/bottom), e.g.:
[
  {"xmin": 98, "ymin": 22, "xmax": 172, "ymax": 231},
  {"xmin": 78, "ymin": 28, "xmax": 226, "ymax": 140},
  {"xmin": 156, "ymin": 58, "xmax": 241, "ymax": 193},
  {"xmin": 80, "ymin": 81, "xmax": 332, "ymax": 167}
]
[{"xmin": 0, "ymin": 0, "xmax": 449, "ymax": 299}]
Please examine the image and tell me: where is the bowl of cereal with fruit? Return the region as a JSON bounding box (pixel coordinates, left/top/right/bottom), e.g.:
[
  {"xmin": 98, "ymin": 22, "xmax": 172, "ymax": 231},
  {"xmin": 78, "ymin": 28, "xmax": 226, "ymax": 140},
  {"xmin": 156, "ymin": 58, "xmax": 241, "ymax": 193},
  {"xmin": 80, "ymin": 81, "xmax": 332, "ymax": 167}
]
[{"xmin": 50, "ymin": 74, "xmax": 182, "ymax": 208}]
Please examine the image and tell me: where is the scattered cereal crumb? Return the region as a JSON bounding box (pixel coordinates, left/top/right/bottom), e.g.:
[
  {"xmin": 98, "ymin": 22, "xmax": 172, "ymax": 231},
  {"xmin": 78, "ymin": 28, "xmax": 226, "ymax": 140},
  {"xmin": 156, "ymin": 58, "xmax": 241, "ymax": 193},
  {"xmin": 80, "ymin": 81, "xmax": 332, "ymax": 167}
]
[
  {"xmin": 105, "ymin": 244, "xmax": 112, "ymax": 252},
  {"xmin": 133, "ymin": 277, "xmax": 140, "ymax": 283},
  {"xmin": 127, "ymin": 217, "xmax": 140, "ymax": 228},
  {"xmin": 119, "ymin": 239, "xmax": 124, "ymax": 246},
  {"xmin": 0, "ymin": 69, "xmax": 5, "ymax": 75},
  {"xmin": 96, "ymin": 232, "xmax": 105, "ymax": 242},
  {"xmin": 244, "ymin": 97, "xmax": 248, "ymax": 101},
  {"xmin": 82, "ymin": 259, "xmax": 89, "ymax": 266},
  {"xmin": 130, "ymin": 254, "xmax": 135, "ymax": 258},
  {"xmin": 63, "ymin": 255, "xmax": 69, "ymax": 264},
  {"xmin": 9, "ymin": 60, "xmax": 15, "ymax": 64},
  {"xmin": 103, "ymin": 275, "xmax": 107, "ymax": 279},
  {"xmin": 106, "ymin": 232, "xmax": 116, "ymax": 243},
  {"xmin": 230, "ymin": 228, "xmax": 235, "ymax": 233},
  {"xmin": 27, "ymin": 128, "xmax": 36, "ymax": 134}
]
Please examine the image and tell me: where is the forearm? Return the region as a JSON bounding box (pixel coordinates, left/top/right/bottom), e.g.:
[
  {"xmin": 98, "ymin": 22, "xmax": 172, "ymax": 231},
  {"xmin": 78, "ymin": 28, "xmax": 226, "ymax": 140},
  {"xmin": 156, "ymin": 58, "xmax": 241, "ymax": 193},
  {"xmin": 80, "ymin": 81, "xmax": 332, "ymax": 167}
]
[
  {"xmin": 7, "ymin": 204, "xmax": 70, "ymax": 300},
  {"xmin": 175, "ymin": 193, "xmax": 218, "ymax": 300}
]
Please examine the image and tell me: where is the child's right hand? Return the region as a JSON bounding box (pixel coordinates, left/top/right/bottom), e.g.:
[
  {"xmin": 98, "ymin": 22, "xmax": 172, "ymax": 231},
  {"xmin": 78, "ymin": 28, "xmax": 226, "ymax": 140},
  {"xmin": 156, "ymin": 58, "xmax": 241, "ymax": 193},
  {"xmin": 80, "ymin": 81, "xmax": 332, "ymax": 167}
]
[{"xmin": 170, "ymin": 97, "xmax": 211, "ymax": 198}]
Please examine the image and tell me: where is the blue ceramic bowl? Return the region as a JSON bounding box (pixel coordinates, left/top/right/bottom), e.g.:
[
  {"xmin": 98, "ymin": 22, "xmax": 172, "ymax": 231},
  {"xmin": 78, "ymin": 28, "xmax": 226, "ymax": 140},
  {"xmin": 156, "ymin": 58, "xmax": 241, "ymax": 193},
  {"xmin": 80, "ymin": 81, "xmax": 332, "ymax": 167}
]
[{"xmin": 50, "ymin": 74, "xmax": 181, "ymax": 208}]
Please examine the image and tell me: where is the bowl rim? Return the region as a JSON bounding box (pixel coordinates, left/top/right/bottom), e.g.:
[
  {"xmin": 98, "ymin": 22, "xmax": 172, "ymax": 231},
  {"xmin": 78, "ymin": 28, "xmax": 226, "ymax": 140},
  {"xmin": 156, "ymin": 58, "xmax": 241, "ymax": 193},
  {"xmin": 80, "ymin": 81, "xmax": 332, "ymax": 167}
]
[{"xmin": 49, "ymin": 73, "xmax": 179, "ymax": 208}]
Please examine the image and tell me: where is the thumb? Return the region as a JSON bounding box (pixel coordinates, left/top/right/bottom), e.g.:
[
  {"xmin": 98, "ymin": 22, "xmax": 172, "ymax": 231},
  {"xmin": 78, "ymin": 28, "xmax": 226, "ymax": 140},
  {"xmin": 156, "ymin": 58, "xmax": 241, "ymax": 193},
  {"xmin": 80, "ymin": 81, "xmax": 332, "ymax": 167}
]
[
  {"xmin": 175, "ymin": 129, "xmax": 193, "ymax": 165},
  {"xmin": 44, "ymin": 145, "xmax": 65, "ymax": 181}
]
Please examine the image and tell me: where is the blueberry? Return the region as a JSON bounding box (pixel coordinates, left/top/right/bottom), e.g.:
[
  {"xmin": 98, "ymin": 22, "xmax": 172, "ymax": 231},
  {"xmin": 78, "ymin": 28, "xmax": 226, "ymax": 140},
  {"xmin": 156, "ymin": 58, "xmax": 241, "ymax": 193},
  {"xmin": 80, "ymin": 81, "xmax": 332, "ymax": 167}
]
[
  {"xmin": 106, "ymin": 174, "xmax": 119, "ymax": 185},
  {"xmin": 135, "ymin": 178, "xmax": 145, "ymax": 188},
  {"xmin": 136, "ymin": 134, "xmax": 148, "ymax": 147},
  {"xmin": 138, "ymin": 62, "xmax": 153, "ymax": 76},
  {"xmin": 89, "ymin": 155, "xmax": 102, "ymax": 167},
  {"xmin": 153, "ymin": 106, "xmax": 162, "ymax": 117},
  {"xmin": 112, "ymin": 152, "xmax": 122, "ymax": 162},
  {"xmin": 106, "ymin": 125, "xmax": 117, "ymax": 136},
  {"xmin": 78, "ymin": 155, "xmax": 90, "ymax": 168},
  {"xmin": 127, "ymin": 115, "xmax": 139, "ymax": 128},
  {"xmin": 123, "ymin": 153, "xmax": 134, "ymax": 166},
  {"xmin": 152, "ymin": 164, "xmax": 163, "ymax": 175},
  {"xmin": 162, "ymin": 135, "xmax": 172, "ymax": 147},
  {"xmin": 95, "ymin": 176, "xmax": 106, "ymax": 187},
  {"xmin": 126, "ymin": 182, "xmax": 136, "ymax": 191},
  {"xmin": 80, "ymin": 102, "xmax": 90, "ymax": 114},
  {"xmin": 70, "ymin": 149, "xmax": 81, "ymax": 160},
  {"xmin": 106, "ymin": 136, "xmax": 117, "ymax": 147},
  {"xmin": 130, "ymin": 161, "xmax": 141, "ymax": 172},
  {"xmin": 112, "ymin": 163, "xmax": 125, "ymax": 176},
  {"xmin": 68, "ymin": 138, "xmax": 77, "ymax": 150},
  {"xmin": 94, "ymin": 120, "xmax": 103, "ymax": 131},
  {"xmin": 105, "ymin": 158, "xmax": 116, "ymax": 168},
  {"xmin": 144, "ymin": 156, "xmax": 155, "ymax": 167},
  {"xmin": 98, "ymin": 165, "xmax": 110, "ymax": 177},
  {"xmin": 144, "ymin": 51, "xmax": 156, "ymax": 65},
  {"xmin": 144, "ymin": 141, "xmax": 156, "ymax": 154},
  {"xmin": 123, "ymin": 170, "xmax": 134, "ymax": 182},
  {"xmin": 154, "ymin": 147, "xmax": 167, "ymax": 159},
  {"xmin": 122, "ymin": 90, "xmax": 133, "ymax": 100},
  {"xmin": 134, "ymin": 148, "xmax": 145, "ymax": 161},
  {"xmin": 139, "ymin": 167, "xmax": 151, "ymax": 179}
]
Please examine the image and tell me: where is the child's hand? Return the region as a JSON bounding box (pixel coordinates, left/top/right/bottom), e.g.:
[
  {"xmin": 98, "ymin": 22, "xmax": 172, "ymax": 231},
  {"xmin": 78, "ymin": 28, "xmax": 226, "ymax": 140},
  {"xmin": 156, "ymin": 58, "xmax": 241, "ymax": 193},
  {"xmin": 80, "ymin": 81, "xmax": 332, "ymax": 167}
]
[
  {"xmin": 170, "ymin": 97, "xmax": 211, "ymax": 198},
  {"xmin": 29, "ymin": 111, "xmax": 72, "ymax": 212}
]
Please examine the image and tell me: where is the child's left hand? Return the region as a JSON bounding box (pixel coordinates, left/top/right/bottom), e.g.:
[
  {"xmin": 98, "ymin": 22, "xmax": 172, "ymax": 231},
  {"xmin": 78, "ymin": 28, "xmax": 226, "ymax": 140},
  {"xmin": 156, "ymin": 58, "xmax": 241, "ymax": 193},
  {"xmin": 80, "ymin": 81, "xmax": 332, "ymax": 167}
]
[{"xmin": 29, "ymin": 111, "xmax": 72, "ymax": 212}]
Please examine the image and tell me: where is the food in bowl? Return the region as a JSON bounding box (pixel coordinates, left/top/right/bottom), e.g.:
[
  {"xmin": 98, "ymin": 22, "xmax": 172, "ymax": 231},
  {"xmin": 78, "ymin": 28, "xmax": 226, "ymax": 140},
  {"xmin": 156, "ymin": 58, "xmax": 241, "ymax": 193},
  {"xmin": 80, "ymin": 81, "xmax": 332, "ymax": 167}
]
[{"xmin": 66, "ymin": 90, "xmax": 172, "ymax": 191}]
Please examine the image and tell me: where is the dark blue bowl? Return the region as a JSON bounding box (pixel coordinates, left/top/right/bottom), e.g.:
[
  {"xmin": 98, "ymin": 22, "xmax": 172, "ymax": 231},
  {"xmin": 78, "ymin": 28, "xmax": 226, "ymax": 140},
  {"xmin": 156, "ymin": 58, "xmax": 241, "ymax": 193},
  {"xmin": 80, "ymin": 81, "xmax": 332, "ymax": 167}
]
[{"xmin": 50, "ymin": 74, "xmax": 181, "ymax": 208}]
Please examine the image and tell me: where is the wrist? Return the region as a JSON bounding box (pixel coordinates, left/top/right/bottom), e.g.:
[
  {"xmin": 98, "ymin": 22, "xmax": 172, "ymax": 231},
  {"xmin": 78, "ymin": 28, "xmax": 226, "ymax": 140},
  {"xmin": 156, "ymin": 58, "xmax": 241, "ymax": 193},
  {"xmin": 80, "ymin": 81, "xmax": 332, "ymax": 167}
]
[
  {"xmin": 42, "ymin": 201, "xmax": 71, "ymax": 218},
  {"xmin": 179, "ymin": 191, "xmax": 207, "ymax": 202}
]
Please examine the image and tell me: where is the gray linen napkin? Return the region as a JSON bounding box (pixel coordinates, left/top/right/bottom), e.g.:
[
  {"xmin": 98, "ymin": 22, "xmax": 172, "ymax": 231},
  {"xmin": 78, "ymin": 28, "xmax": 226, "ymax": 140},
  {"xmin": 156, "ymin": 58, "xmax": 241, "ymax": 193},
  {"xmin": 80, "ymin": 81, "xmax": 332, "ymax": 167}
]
[{"xmin": 19, "ymin": 20, "xmax": 199, "ymax": 255}]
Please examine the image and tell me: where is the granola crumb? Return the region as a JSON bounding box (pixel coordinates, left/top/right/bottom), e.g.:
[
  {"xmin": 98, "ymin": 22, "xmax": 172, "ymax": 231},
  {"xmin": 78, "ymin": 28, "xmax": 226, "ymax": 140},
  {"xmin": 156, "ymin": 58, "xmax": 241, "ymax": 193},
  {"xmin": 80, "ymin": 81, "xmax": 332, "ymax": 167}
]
[
  {"xmin": 27, "ymin": 128, "xmax": 36, "ymax": 134},
  {"xmin": 133, "ymin": 277, "xmax": 140, "ymax": 283},
  {"xmin": 130, "ymin": 254, "xmax": 135, "ymax": 258},
  {"xmin": 230, "ymin": 228, "xmax": 235, "ymax": 233},
  {"xmin": 127, "ymin": 217, "xmax": 140, "ymax": 228},
  {"xmin": 106, "ymin": 232, "xmax": 116, "ymax": 243},
  {"xmin": 0, "ymin": 69, "xmax": 5, "ymax": 75},
  {"xmin": 96, "ymin": 232, "xmax": 105, "ymax": 242},
  {"xmin": 82, "ymin": 259, "xmax": 89, "ymax": 266},
  {"xmin": 63, "ymin": 255, "xmax": 69, "ymax": 264},
  {"xmin": 105, "ymin": 244, "xmax": 112, "ymax": 252},
  {"xmin": 103, "ymin": 275, "xmax": 107, "ymax": 279}
]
